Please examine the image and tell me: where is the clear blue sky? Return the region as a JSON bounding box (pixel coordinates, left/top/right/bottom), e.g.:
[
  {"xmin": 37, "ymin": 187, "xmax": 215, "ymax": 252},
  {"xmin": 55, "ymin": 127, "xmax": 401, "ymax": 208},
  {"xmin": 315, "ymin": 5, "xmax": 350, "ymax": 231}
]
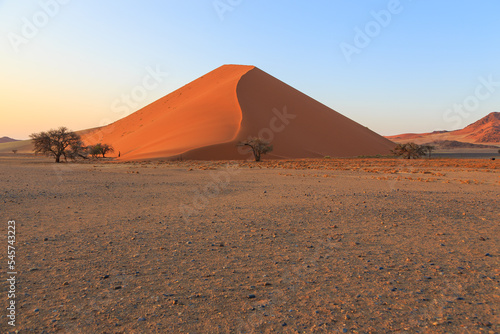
[{"xmin": 1, "ymin": 0, "xmax": 499, "ymax": 139}]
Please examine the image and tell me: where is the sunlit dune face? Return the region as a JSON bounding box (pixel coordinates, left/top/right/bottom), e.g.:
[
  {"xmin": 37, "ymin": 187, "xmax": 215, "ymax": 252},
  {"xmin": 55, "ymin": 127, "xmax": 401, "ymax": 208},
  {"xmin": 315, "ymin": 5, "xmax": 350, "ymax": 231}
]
[{"xmin": 82, "ymin": 65, "xmax": 254, "ymax": 160}]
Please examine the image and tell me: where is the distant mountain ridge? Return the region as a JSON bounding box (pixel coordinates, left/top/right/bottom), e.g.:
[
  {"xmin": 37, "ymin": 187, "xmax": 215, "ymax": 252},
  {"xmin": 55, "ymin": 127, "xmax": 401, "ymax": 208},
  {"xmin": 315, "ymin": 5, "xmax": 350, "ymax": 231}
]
[
  {"xmin": 386, "ymin": 112, "xmax": 500, "ymax": 145},
  {"xmin": 453, "ymin": 112, "xmax": 500, "ymax": 143},
  {"xmin": 0, "ymin": 137, "xmax": 18, "ymax": 144}
]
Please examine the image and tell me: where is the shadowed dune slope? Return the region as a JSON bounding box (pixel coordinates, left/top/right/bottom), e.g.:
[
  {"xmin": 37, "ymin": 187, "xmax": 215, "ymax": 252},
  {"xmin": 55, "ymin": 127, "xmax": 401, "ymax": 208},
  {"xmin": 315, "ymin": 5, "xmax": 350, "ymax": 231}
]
[
  {"xmin": 235, "ymin": 67, "xmax": 394, "ymax": 158},
  {"xmin": 173, "ymin": 67, "xmax": 395, "ymax": 160},
  {"xmin": 84, "ymin": 65, "xmax": 395, "ymax": 160}
]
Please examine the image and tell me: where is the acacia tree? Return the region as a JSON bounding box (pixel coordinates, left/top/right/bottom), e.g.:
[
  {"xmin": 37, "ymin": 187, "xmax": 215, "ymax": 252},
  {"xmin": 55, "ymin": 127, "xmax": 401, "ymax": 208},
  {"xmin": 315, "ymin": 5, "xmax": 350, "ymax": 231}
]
[
  {"xmin": 100, "ymin": 144, "xmax": 114, "ymax": 158},
  {"xmin": 30, "ymin": 127, "xmax": 82, "ymax": 163},
  {"xmin": 88, "ymin": 144, "xmax": 102, "ymax": 159},
  {"xmin": 238, "ymin": 137, "xmax": 273, "ymax": 162},
  {"xmin": 87, "ymin": 143, "xmax": 114, "ymax": 158},
  {"xmin": 391, "ymin": 142, "xmax": 426, "ymax": 159},
  {"xmin": 67, "ymin": 140, "xmax": 89, "ymax": 160}
]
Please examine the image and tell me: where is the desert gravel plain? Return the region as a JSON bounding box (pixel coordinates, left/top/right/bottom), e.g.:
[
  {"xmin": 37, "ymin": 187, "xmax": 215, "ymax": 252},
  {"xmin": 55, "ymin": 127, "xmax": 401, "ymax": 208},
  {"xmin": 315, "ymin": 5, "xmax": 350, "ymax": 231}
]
[{"xmin": 1, "ymin": 155, "xmax": 499, "ymax": 334}]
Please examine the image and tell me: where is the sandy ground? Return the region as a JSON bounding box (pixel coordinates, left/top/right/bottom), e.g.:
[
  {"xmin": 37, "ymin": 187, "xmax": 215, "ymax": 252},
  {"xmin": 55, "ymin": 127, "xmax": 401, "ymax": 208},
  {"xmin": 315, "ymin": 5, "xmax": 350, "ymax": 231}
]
[{"xmin": 1, "ymin": 156, "xmax": 499, "ymax": 333}]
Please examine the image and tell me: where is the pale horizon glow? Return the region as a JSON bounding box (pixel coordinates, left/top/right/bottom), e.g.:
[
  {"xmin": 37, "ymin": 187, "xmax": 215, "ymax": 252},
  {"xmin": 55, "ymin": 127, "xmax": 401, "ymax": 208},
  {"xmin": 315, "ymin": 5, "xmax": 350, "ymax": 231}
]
[{"xmin": 1, "ymin": 1, "xmax": 499, "ymax": 140}]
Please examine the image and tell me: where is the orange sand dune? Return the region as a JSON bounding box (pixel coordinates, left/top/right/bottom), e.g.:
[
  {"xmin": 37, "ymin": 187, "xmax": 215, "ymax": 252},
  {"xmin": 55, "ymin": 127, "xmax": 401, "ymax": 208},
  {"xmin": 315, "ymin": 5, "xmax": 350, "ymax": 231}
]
[
  {"xmin": 82, "ymin": 65, "xmax": 252, "ymax": 160},
  {"xmin": 83, "ymin": 65, "xmax": 395, "ymax": 160}
]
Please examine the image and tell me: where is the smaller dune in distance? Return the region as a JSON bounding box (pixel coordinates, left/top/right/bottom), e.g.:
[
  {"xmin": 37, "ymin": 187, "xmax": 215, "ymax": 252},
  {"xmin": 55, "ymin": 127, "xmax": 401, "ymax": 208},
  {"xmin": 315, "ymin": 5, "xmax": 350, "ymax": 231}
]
[
  {"xmin": 386, "ymin": 112, "xmax": 500, "ymax": 146},
  {"xmin": 0, "ymin": 136, "xmax": 18, "ymax": 144}
]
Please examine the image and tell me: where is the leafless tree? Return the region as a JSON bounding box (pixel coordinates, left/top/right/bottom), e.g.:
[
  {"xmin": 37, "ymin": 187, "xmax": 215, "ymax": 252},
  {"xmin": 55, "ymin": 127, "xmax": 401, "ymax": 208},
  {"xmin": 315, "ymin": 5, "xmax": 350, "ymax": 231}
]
[
  {"xmin": 391, "ymin": 142, "xmax": 426, "ymax": 159},
  {"xmin": 100, "ymin": 144, "xmax": 114, "ymax": 158},
  {"xmin": 238, "ymin": 137, "xmax": 273, "ymax": 162}
]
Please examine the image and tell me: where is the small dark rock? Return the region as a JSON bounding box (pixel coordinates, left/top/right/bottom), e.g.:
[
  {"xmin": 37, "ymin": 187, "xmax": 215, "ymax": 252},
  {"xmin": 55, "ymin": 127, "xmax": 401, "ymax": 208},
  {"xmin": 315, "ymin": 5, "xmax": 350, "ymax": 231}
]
[
  {"xmin": 138, "ymin": 317, "xmax": 146, "ymax": 321},
  {"xmin": 248, "ymin": 294, "xmax": 256, "ymax": 299}
]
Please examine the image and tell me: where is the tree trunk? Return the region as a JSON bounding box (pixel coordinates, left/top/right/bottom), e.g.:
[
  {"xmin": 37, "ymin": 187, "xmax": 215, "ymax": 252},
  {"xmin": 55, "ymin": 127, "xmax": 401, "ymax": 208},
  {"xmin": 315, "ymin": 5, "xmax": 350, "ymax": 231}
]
[
  {"xmin": 55, "ymin": 154, "xmax": 61, "ymax": 163},
  {"xmin": 254, "ymin": 151, "xmax": 261, "ymax": 162}
]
